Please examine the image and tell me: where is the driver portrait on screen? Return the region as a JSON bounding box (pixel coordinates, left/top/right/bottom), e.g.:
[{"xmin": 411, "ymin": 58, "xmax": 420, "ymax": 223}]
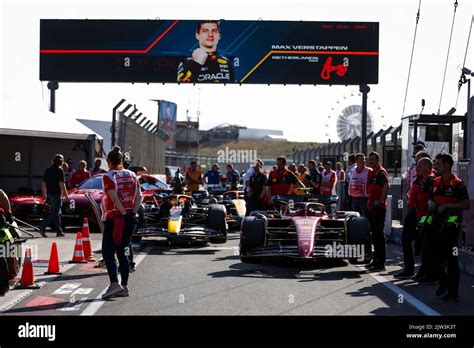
[{"xmin": 177, "ymin": 20, "xmax": 235, "ymax": 83}]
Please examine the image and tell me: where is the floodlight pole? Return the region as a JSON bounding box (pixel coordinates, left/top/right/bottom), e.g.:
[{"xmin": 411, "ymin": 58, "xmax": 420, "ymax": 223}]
[
  {"xmin": 360, "ymin": 84, "xmax": 370, "ymax": 154},
  {"xmin": 47, "ymin": 81, "xmax": 59, "ymax": 113}
]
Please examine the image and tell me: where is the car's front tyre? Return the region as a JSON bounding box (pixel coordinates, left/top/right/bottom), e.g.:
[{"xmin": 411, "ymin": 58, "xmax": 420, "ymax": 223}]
[{"xmin": 240, "ymin": 216, "xmax": 265, "ymax": 263}]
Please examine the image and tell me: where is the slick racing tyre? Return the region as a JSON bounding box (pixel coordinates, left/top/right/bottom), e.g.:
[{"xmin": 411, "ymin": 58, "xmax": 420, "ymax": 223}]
[
  {"xmin": 240, "ymin": 216, "xmax": 265, "ymax": 263},
  {"xmin": 208, "ymin": 204, "xmax": 227, "ymax": 244},
  {"xmin": 347, "ymin": 216, "xmax": 372, "ymax": 264}
]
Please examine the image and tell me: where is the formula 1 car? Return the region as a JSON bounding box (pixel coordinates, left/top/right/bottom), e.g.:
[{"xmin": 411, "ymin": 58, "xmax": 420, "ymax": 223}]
[
  {"xmin": 219, "ymin": 190, "xmax": 246, "ymax": 229},
  {"xmin": 190, "ymin": 184, "xmax": 246, "ymax": 229},
  {"xmin": 239, "ymin": 200, "xmax": 371, "ymax": 264},
  {"xmin": 9, "ymin": 192, "xmax": 47, "ymax": 223},
  {"xmin": 62, "ymin": 173, "xmax": 171, "ymax": 232},
  {"xmin": 133, "ymin": 193, "xmax": 228, "ymax": 244}
]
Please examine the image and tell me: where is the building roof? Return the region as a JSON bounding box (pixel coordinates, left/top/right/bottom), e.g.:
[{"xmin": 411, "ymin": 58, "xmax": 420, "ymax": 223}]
[
  {"xmin": 77, "ymin": 119, "xmax": 111, "ymax": 151},
  {"xmin": 1, "ymin": 97, "xmax": 101, "ymax": 140},
  {"xmin": 238, "ymin": 128, "xmax": 284, "ymax": 140},
  {"xmin": 263, "ymin": 134, "xmax": 287, "ymax": 141}
]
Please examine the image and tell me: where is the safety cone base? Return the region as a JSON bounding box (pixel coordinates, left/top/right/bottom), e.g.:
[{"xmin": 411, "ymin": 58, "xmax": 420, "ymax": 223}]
[
  {"xmin": 68, "ymin": 260, "xmax": 87, "ymax": 264},
  {"xmin": 44, "ymin": 271, "xmax": 63, "ymax": 275}
]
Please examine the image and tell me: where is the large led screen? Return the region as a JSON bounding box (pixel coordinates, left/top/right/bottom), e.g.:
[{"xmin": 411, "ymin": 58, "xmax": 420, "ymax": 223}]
[{"xmin": 40, "ymin": 19, "xmax": 379, "ymax": 85}]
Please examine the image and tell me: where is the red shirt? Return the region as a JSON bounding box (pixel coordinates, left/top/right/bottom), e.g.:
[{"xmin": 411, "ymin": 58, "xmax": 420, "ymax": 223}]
[
  {"xmin": 70, "ymin": 170, "xmax": 91, "ymax": 188},
  {"xmin": 407, "ymin": 176, "xmax": 422, "ymax": 209},
  {"xmin": 415, "ymin": 173, "xmax": 435, "ymax": 219},
  {"xmin": 101, "ymin": 167, "xmax": 140, "ymax": 221},
  {"xmin": 268, "ymin": 169, "xmax": 297, "ymax": 196},
  {"xmin": 64, "ymin": 168, "xmax": 75, "ymax": 189},
  {"xmin": 432, "ymin": 173, "xmax": 469, "ymax": 217},
  {"xmin": 367, "ymin": 164, "xmax": 388, "ymax": 211}
]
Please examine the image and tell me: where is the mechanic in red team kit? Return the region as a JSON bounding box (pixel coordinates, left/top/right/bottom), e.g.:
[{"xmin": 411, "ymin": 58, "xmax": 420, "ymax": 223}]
[
  {"xmin": 101, "ymin": 146, "xmax": 142, "ymax": 300},
  {"xmin": 70, "ymin": 160, "xmax": 92, "ymax": 188},
  {"xmin": 177, "ymin": 20, "xmax": 235, "ymax": 83},
  {"xmin": 396, "ymin": 156, "xmax": 434, "ymax": 279},
  {"xmin": 428, "ymin": 153, "xmax": 470, "ymax": 301},
  {"xmin": 266, "ymin": 156, "xmax": 298, "ymax": 201},
  {"xmin": 365, "ymin": 151, "xmax": 390, "ymax": 272}
]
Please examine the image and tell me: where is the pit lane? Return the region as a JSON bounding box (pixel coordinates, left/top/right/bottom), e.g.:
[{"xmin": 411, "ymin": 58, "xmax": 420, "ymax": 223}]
[{"xmin": 1, "ymin": 229, "xmax": 473, "ymax": 316}]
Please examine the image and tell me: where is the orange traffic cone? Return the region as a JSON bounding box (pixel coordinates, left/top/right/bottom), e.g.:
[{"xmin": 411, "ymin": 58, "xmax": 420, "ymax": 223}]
[
  {"xmin": 81, "ymin": 217, "xmax": 96, "ymax": 262},
  {"xmin": 44, "ymin": 242, "xmax": 62, "ymax": 275},
  {"xmin": 69, "ymin": 232, "xmax": 87, "ymax": 263},
  {"xmin": 15, "ymin": 248, "xmax": 40, "ymax": 289}
]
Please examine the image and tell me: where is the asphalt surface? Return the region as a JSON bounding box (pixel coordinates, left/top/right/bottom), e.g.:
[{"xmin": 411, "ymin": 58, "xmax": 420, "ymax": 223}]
[{"xmin": 1, "ymin": 228, "xmax": 473, "ymax": 316}]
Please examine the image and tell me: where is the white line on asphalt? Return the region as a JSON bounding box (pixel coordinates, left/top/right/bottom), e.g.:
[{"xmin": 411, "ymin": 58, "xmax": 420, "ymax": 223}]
[
  {"xmin": 80, "ymin": 245, "xmax": 153, "ymax": 316},
  {"xmin": 0, "ymin": 242, "xmax": 99, "ymax": 313},
  {"xmin": 0, "ymin": 265, "xmax": 75, "ymax": 313},
  {"xmin": 0, "ymin": 289, "xmax": 36, "ymax": 313},
  {"xmin": 357, "ymin": 266, "xmax": 441, "ymax": 316}
]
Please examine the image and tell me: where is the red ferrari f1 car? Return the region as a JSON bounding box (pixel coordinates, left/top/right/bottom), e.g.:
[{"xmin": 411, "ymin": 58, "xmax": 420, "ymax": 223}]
[
  {"xmin": 61, "ymin": 173, "xmax": 171, "ymax": 232},
  {"xmin": 239, "ymin": 200, "xmax": 371, "ymax": 264}
]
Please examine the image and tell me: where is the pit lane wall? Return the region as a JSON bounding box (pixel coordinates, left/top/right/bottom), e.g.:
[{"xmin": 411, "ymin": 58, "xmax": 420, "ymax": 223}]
[{"xmin": 117, "ymin": 111, "xmax": 166, "ymax": 174}]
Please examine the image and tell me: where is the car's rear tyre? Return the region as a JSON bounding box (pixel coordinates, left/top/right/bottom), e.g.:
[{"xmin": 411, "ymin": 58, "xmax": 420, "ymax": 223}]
[
  {"xmin": 240, "ymin": 216, "xmax": 265, "ymax": 263},
  {"xmin": 347, "ymin": 216, "xmax": 372, "ymax": 264},
  {"xmin": 208, "ymin": 204, "xmax": 227, "ymax": 244}
]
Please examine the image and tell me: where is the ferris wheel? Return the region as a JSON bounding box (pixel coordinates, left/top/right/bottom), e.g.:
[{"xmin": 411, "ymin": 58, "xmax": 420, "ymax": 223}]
[{"xmin": 324, "ymin": 90, "xmax": 386, "ymax": 142}]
